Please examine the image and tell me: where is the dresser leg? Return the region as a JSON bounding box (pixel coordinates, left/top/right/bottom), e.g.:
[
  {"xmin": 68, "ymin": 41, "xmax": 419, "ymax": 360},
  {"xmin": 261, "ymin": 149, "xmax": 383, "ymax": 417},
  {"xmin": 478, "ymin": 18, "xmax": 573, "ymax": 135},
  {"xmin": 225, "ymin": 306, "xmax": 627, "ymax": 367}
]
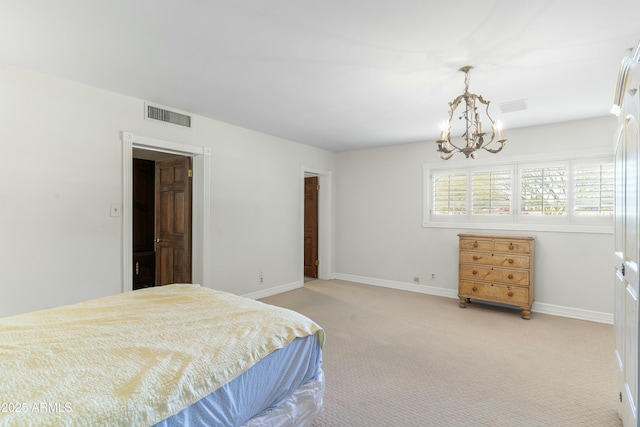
[
  {"xmin": 459, "ymin": 297, "xmax": 469, "ymax": 308},
  {"xmin": 521, "ymin": 308, "xmax": 531, "ymax": 320}
]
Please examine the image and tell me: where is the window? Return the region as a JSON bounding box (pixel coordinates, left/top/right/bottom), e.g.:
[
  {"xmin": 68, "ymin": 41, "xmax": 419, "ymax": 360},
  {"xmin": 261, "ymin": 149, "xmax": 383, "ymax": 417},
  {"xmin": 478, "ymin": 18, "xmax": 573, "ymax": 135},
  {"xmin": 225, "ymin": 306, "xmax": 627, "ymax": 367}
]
[
  {"xmin": 573, "ymin": 161, "xmax": 614, "ymax": 216},
  {"xmin": 425, "ymin": 154, "xmax": 613, "ymax": 232},
  {"xmin": 430, "ymin": 167, "xmax": 514, "ymax": 220},
  {"xmin": 519, "ymin": 165, "xmax": 567, "ymax": 216},
  {"xmin": 471, "ymin": 169, "xmax": 512, "ymax": 215},
  {"xmin": 432, "ymin": 172, "xmax": 467, "ymax": 215}
]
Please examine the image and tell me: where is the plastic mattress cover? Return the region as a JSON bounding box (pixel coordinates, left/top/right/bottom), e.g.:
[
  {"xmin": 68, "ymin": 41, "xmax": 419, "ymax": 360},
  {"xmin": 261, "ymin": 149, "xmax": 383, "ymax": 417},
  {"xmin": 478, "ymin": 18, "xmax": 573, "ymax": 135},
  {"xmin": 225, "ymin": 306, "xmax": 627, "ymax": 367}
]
[
  {"xmin": 242, "ymin": 369, "xmax": 324, "ymax": 427},
  {"xmin": 154, "ymin": 334, "xmax": 323, "ymax": 427}
]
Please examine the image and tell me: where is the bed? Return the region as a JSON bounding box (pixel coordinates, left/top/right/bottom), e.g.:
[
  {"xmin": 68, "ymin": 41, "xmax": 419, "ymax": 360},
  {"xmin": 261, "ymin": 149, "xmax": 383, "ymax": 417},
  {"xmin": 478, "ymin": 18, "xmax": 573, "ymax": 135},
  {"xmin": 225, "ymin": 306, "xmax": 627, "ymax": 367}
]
[{"xmin": 0, "ymin": 283, "xmax": 325, "ymax": 426}]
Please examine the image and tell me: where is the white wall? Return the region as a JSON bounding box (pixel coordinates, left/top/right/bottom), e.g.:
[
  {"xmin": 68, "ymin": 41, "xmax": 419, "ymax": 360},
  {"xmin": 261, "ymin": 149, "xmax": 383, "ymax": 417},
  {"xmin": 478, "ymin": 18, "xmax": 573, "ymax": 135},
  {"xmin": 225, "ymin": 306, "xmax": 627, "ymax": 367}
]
[
  {"xmin": 335, "ymin": 116, "xmax": 616, "ymax": 322},
  {"xmin": 0, "ymin": 65, "xmax": 335, "ymax": 317},
  {"xmin": 0, "ymin": 63, "xmax": 617, "ymax": 323}
]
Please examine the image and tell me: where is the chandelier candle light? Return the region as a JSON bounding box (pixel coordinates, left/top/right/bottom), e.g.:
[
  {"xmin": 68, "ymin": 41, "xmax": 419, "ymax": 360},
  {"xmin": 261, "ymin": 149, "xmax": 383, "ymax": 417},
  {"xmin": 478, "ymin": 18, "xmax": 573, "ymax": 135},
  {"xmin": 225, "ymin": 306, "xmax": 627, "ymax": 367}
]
[{"xmin": 436, "ymin": 66, "xmax": 506, "ymax": 160}]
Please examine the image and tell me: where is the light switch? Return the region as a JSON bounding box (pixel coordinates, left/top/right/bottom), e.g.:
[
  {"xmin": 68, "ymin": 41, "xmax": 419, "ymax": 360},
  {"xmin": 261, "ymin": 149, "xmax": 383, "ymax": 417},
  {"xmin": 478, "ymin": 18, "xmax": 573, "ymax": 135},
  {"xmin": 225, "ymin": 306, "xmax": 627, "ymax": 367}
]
[{"xmin": 110, "ymin": 203, "xmax": 122, "ymax": 217}]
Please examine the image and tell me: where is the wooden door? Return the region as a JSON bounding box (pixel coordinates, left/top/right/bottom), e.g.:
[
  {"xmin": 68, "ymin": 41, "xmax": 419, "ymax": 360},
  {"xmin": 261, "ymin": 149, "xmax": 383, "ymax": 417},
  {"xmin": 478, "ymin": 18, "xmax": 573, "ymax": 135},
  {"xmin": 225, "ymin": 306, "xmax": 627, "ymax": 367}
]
[
  {"xmin": 304, "ymin": 176, "xmax": 319, "ymax": 278},
  {"xmin": 155, "ymin": 156, "xmax": 192, "ymax": 285},
  {"xmin": 614, "ymin": 54, "xmax": 639, "ymax": 426}
]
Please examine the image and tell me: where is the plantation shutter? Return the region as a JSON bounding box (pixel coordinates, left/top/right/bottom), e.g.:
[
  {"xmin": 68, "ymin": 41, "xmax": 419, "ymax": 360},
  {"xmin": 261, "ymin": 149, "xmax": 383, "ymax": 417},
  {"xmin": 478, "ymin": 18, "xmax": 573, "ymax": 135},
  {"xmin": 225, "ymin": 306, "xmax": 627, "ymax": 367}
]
[
  {"xmin": 520, "ymin": 166, "xmax": 567, "ymax": 215},
  {"xmin": 432, "ymin": 172, "xmax": 467, "ymax": 215},
  {"xmin": 573, "ymin": 162, "xmax": 614, "ymax": 216},
  {"xmin": 471, "ymin": 169, "xmax": 512, "ymax": 215}
]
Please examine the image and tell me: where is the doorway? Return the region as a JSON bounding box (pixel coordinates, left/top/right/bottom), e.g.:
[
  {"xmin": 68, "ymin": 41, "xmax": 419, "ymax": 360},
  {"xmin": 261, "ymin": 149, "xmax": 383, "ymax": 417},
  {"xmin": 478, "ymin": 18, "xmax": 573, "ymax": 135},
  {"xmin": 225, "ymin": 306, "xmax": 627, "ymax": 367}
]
[
  {"xmin": 304, "ymin": 176, "xmax": 319, "ymax": 279},
  {"xmin": 132, "ymin": 150, "xmax": 192, "ymax": 289},
  {"xmin": 301, "ymin": 167, "xmax": 333, "ymax": 283},
  {"xmin": 122, "ymin": 131, "xmax": 211, "ymax": 294}
]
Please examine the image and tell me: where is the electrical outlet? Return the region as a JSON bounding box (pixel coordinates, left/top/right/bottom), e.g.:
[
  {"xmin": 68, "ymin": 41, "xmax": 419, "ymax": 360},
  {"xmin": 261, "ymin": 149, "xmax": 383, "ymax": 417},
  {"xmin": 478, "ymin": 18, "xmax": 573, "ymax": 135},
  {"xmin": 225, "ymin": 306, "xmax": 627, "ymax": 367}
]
[
  {"xmin": 413, "ymin": 276, "xmax": 420, "ymax": 283},
  {"xmin": 431, "ymin": 273, "xmax": 436, "ymax": 281},
  {"xmin": 258, "ymin": 270, "xmax": 264, "ymax": 285}
]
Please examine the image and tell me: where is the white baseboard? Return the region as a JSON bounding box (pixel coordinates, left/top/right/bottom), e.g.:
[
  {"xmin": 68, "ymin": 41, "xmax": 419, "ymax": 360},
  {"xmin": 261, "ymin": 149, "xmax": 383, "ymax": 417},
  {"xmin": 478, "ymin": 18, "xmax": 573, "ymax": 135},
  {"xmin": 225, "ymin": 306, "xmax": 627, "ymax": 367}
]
[
  {"xmin": 333, "ymin": 273, "xmax": 613, "ymax": 324},
  {"xmin": 532, "ymin": 302, "xmax": 613, "ymax": 324},
  {"xmin": 242, "ymin": 281, "xmax": 303, "ymax": 300},
  {"xmin": 333, "ymin": 273, "xmax": 459, "ymax": 299}
]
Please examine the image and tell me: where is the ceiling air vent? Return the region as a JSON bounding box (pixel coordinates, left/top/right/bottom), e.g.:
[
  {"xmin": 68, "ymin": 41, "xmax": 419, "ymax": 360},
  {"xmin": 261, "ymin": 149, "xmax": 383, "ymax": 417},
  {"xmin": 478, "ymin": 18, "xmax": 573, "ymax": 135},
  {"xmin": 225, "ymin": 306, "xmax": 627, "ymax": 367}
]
[
  {"xmin": 145, "ymin": 102, "xmax": 192, "ymax": 128},
  {"xmin": 499, "ymin": 99, "xmax": 528, "ymax": 114}
]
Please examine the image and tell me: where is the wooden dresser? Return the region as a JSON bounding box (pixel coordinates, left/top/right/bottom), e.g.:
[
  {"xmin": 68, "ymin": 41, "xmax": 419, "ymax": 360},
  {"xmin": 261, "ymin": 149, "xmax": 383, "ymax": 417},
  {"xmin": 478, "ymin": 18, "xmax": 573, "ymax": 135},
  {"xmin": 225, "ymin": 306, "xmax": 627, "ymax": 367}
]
[{"xmin": 458, "ymin": 233, "xmax": 534, "ymax": 319}]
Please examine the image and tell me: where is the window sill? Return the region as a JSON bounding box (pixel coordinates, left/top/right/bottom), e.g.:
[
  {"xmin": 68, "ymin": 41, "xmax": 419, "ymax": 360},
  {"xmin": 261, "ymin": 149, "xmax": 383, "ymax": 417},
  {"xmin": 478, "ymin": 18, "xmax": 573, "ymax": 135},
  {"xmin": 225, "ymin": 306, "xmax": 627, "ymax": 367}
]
[{"xmin": 423, "ymin": 221, "xmax": 612, "ymax": 234}]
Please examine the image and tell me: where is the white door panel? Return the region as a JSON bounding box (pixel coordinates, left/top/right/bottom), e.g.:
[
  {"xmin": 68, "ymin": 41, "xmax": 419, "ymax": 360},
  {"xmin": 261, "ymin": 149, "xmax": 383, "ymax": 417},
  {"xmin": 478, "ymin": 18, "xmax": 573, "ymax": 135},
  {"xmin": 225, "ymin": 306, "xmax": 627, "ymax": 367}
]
[{"xmin": 614, "ymin": 49, "xmax": 640, "ymax": 427}]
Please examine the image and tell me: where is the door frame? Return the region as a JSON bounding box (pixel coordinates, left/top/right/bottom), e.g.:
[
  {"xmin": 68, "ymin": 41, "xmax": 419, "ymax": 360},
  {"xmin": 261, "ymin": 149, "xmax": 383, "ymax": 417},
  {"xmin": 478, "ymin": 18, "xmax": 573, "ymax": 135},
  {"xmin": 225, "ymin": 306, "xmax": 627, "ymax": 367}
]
[
  {"xmin": 122, "ymin": 131, "xmax": 211, "ymax": 292},
  {"xmin": 301, "ymin": 167, "xmax": 333, "ymax": 281}
]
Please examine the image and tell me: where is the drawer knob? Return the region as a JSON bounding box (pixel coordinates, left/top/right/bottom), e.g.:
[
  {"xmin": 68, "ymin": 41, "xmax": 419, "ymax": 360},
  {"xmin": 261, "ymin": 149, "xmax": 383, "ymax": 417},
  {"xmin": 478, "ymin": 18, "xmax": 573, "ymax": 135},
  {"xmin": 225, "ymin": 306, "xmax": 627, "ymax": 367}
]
[
  {"xmin": 508, "ymin": 274, "xmax": 514, "ymax": 279},
  {"xmin": 472, "ymin": 286, "xmax": 478, "ymax": 292},
  {"xmin": 473, "ymin": 242, "xmax": 478, "ymax": 248},
  {"xmin": 472, "ymin": 270, "xmax": 478, "ymax": 275},
  {"xmin": 473, "ymin": 255, "xmax": 478, "ymax": 260},
  {"xmin": 508, "ymin": 244, "xmax": 514, "ymax": 250},
  {"xmin": 508, "ymin": 291, "xmax": 514, "ymax": 297},
  {"xmin": 508, "ymin": 258, "xmax": 514, "ymax": 264}
]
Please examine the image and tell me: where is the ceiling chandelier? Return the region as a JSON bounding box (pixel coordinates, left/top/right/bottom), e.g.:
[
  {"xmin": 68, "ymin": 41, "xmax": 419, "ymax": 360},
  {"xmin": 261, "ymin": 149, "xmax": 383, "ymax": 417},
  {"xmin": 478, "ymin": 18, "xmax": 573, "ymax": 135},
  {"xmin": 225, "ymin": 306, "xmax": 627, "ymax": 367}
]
[{"xmin": 435, "ymin": 66, "xmax": 506, "ymax": 160}]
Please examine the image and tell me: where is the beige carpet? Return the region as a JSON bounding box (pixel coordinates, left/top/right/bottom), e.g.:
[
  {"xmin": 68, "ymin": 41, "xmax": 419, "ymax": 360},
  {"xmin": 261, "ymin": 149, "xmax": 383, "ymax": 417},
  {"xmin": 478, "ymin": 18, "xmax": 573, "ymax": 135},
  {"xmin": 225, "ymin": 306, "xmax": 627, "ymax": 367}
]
[{"xmin": 261, "ymin": 279, "xmax": 622, "ymax": 427}]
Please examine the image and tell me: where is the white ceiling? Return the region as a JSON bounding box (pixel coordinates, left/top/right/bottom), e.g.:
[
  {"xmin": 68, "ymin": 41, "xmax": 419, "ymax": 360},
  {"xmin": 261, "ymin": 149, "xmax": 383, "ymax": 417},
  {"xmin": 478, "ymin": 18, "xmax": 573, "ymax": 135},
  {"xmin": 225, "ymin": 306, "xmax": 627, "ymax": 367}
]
[{"xmin": 1, "ymin": 1, "xmax": 638, "ymax": 152}]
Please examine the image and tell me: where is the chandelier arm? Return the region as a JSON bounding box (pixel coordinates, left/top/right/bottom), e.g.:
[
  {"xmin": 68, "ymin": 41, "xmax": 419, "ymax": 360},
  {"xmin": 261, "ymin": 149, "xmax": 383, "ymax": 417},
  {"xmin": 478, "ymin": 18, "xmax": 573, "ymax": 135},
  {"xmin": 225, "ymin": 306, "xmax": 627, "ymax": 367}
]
[
  {"xmin": 439, "ymin": 151, "xmax": 458, "ymax": 160},
  {"xmin": 481, "ymin": 97, "xmax": 495, "ymax": 124},
  {"xmin": 476, "ymin": 94, "xmax": 491, "ymax": 107},
  {"xmin": 449, "ymin": 94, "xmax": 465, "ymax": 112},
  {"xmin": 481, "ymin": 144, "xmax": 505, "ymax": 154},
  {"xmin": 440, "ymin": 141, "xmax": 463, "ymax": 153},
  {"xmin": 443, "ymin": 134, "xmax": 464, "ymax": 152}
]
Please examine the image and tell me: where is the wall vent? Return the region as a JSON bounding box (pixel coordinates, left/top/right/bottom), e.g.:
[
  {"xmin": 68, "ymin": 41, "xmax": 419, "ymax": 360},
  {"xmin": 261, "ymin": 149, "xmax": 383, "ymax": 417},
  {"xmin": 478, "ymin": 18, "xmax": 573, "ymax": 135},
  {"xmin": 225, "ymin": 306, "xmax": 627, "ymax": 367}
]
[{"xmin": 145, "ymin": 102, "xmax": 192, "ymax": 128}]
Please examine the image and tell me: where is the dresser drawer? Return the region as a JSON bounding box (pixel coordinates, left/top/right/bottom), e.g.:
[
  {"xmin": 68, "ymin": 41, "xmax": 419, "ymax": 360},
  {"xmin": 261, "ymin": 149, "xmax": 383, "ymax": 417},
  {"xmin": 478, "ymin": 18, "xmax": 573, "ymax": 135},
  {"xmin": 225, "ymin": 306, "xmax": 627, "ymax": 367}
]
[
  {"xmin": 494, "ymin": 239, "xmax": 531, "ymax": 254},
  {"xmin": 459, "ymin": 280, "xmax": 529, "ymax": 306},
  {"xmin": 460, "ymin": 251, "xmax": 530, "ymax": 269},
  {"xmin": 459, "ymin": 238, "xmax": 492, "ymax": 251},
  {"xmin": 459, "ymin": 265, "xmax": 529, "ymax": 286}
]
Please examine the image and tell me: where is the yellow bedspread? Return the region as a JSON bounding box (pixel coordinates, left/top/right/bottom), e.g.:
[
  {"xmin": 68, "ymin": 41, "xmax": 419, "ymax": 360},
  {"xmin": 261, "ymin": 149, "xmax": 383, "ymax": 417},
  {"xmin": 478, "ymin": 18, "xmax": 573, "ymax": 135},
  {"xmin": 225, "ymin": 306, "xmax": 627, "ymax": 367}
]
[{"xmin": 0, "ymin": 284, "xmax": 324, "ymax": 427}]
